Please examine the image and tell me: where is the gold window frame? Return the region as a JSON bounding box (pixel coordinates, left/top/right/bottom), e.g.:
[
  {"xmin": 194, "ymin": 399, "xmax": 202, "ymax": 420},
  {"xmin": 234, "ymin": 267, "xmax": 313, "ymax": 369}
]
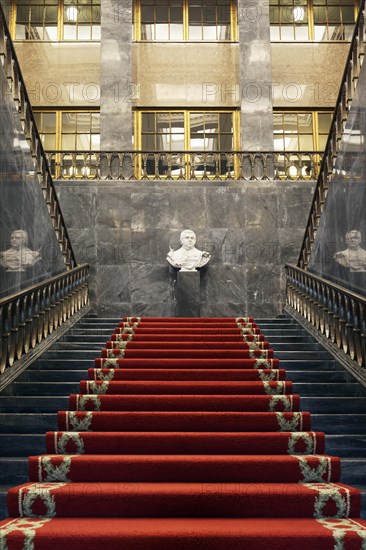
[
  {"xmin": 269, "ymin": 0, "xmax": 359, "ymax": 41},
  {"xmin": 134, "ymin": 0, "xmax": 238, "ymax": 42},
  {"xmin": 134, "ymin": 109, "xmax": 240, "ymax": 179},
  {"xmin": 9, "ymin": 0, "xmax": 101, "ymax": 41}
]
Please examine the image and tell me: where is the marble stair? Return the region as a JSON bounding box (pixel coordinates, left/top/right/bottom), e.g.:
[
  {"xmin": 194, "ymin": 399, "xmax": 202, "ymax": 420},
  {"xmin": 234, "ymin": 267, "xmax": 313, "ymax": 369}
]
[{"xmin": 0, "ymin": 314, "xmax": 365, "ymax": 519}]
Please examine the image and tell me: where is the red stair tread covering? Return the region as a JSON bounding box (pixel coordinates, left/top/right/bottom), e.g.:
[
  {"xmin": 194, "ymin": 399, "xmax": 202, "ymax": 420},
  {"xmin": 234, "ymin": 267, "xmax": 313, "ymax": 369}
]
[
  {"xmin": 118, "ymin": 322, "xmax": 257, "ymax": 329},
  {"xmin": 69, "ymin": 393, "xmax": 300, "ymax": 412},
  {"xmin": 106, "ymin": 341, "xmax": 270, "ymax": 349},
  {"xmin": 29, "ymin": 454, "xmax": 339, "ymax": 483},
  {"xmin": 113, "ymin": 332, "xmax": 265, "ymax": 341},
  {"xmin": 101, "ymin": 349, "xmax": 273, "ymax": 359},
  {"xmin": 88, "ymin": 367, "xmax": 286, "ymax": 381},
  {"xmin": 7, "ymin": 481, "xmax": 361, "ymax": 518},
  {"xmin": 46, "ymin": 431, "xmax": 324, "ymax": 455},
  {"xmin": 1, "ymin": 517, "xmax": 366, "ymax": 550},
  {"xmin": 116, "ymin": 328, "xmax": 261, "ymax": 334},
  {"xmin": 122, "ymin": 317, "xmax": 254, "ymax": 325},
  {"xmin": 95, "ymin": 358, "xmax": 280, "ymax": 369},
  {"xmin": 79, "ymin": 380, "xmax": 291, "ymax": 395},
  {"xmin": 57, "ymin": 411, "xmax": 310, "ymax": 432}
]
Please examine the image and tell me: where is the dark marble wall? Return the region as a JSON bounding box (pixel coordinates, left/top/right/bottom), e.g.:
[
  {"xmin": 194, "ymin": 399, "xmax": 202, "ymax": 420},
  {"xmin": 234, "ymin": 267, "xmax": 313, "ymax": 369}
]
[
  {"xmin": 0, "ymin": 55, "xmax": 66, "ymax": 298},
  {"xmin": 55, "ymin": 179, "xmax": 314, "ymax": 317},
  {"xmin": 307, "ymin": 56, "xmax": 366, "ymax": 297}
]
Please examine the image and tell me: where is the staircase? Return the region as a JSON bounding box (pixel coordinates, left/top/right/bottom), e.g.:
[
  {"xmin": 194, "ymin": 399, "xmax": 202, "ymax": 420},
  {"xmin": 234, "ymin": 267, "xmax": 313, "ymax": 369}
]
[{"xmin": 0, "ymin": 314, "xmax": 365, "ymax": 545}]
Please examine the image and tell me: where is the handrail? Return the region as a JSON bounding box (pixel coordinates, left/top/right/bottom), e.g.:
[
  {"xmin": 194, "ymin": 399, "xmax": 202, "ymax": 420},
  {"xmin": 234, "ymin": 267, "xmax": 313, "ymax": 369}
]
[
  {"xmin": 285, "ymin": 264, "xmax": 366, "ymax": 368},
  {"xmin": 0, "ymin": 3, "xmax": 76, "ymax": 269},
  {"xmin": 0, "ymin": 264, "xmax": 89, "ymax": 375},
  {"xmin": 46, "ymin": 150, "xmax": 322, "ymax": 181},
  {"xmin": 298, "ymin": 0, "xmax": 366, "ymax": 268}
]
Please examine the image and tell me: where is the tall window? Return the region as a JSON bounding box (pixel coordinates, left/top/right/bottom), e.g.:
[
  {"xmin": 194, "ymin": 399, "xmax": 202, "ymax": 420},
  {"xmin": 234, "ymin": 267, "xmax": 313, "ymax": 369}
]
[
  {"xmin": 273, "ymin": 111, "xmax": 333, "ymax": 150},
  {"xmin": 135, "ymin": 0, "xmax": 237, "ymax": 41},
  {"xmin": 270, "ymin": 0, "xmax": 358, "ymax": 41},
  {"xmin": 11, "ymin": 0, "xmax": 101, "ymax": 40},
  {"xmin": 34, "ymin": 110, "xmax": 100, "ymax": 150},
  {"xmin": 137, "ymin": 110, "xmax": 238, "ymax": 177}
]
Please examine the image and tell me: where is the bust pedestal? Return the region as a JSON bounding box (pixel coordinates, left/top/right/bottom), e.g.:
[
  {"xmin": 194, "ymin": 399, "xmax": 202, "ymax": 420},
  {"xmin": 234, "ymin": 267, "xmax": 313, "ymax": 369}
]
[{"xmin": 176, "ymin": 271, "xmax": 200, "ymax": 317}]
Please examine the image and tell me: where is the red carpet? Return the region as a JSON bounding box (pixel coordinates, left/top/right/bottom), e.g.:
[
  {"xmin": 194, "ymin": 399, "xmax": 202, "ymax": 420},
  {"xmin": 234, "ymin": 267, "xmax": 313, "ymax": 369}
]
[{"xmin": 1, "ymin": 316, "xmax": 366, "ymax": 549}]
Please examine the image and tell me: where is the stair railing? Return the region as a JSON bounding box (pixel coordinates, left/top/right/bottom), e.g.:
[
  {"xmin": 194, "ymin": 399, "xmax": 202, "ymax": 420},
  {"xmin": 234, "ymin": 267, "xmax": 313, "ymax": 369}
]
[
  {"xmin": 0, "ymin": 264, "xmax": 89, "ymax": 377},
  {"xmin": 46, "ymin": 150, "xmax": 322, "ymax": 181},
  {"xmin": 298, "ymin": 0, "xmax": 366, "ymax": 269},
  {"xmin": 0, "ymin": 3, "xmax": 76, "ymax": 269},
  {"xmin": 285, "ymin": 264, "xmax": 366, "ymax": 369}
]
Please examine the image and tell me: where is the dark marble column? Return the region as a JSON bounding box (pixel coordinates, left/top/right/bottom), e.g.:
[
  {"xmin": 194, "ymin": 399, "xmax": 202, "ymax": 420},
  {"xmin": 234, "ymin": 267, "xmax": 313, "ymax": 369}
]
[
  {"xmin": 176, "ymin": 271, "xmax": 201, "ymax": 317},
  {"xmin": 238, "ymin": 0, "xmax": 274, "ymax": 150},
  {"xmin": 100, "ymin": 0, "xmax": 133, "ymax": 150}
]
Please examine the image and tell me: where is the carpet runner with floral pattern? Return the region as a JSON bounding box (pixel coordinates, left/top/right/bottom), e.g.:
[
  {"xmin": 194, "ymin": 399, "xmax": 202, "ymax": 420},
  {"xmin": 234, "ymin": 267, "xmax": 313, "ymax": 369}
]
[{"xmin": 1, "ymin": 316, "xmax": 365, "ymax": 549}]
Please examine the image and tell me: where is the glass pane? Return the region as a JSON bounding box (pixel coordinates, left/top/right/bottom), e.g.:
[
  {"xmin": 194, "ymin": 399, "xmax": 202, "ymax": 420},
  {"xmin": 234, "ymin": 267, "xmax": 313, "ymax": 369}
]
[
  {"xmin": 141, "ymin": 5, "xmax": 154, "ymax": 21},
  {"xmin": 314, "ymin": 24, "xmax": 328, "ymax": 39},
  {"xmin": 91, "ymin": 113, "xmax": 100, "ymax": 131},
  {"xmin": 328, "ymin": 6, "xmax": 341, "ymax": 22},
  {"xmin": 170, "ymin": 113, "xmax": 185, "ymax": 131},
  {"xmin": 190, "ymin": 113, "xmax": 204, "ymax": 133},
  {"xmin": 156, "ymin": 5, "xmax": 169, "ymax": 21},
  {"xmin": 91, "ymin": 134, "xmax": 100, "ymax": 149},
  {"xmin": 318, "ymin": 134, "xmax": 328, "ymax": 150},
  {"xmin": 61, "ymin": 134, "xmax": 76, "ymax": 149},
  {"xmin": 43, "ymin": 112, "xmax": 56, "ymax": 132},
  {"xmin": 91, "ymin": 24, "xmax": 101, "ymax": 39},
  {"xmin": 280, "ymin": 25, "xmax": 294, "ymax": 40},
  {"xmin": 284, "ymin": 136, "xmax": 299, "ymax": 150},
  {"xmin": 270, "ymin": 26, "xmax": 280, "ymax": 40},
  {"xmin": 156, "ymin": 113, "xmax": 171, "ymax": 132},
  {"xmin": 294, "ymin": 25, "xmax": 309, "ymax": 39},
  {"xmin": 170, "ymin": 23, "xmax": 183, "ymax": 39},
  {"xmin": 283, "ymin": 113, "xmax": 298, "ymax": 133},
  {"xmin": 314, "ymin": 6, "xmax": 327, "ymax": 23},
  {"xmin": 76, "ymin": 133, "xmax": 91, "ymax": 149},
  {"xmin": 155, "ymin": 23, "xmax": 169, "ymax": 39},
  {"xmin": 76, "ymin": 113, "xmax": 92, "ymax": 131},
  {"xmin": 15, "ymin": 24, "xmax": 27, "ymax": 39},
  {"xmin": 142, "ymin": 113, "xmax": 155, "ymax": 132},
  {"xmin": 298, "ymin": 113, "xmax": 313, "ymax": 133},
  {"xmin": 62, "ymin": 113, "xmax": 77, "ymax": 133},
  {"xmin": 142, "ymin": 134, "xmax": 155, "ymax": 149},
  {"xmin": 141, "ymin": 23, "xmax": 153, "ymax": 39},
  {"xmin": 220, "ymin": 134, "xmax": 233, "ymax": 151},
  {"xmin": 203, "ymin": 25, "xmax": 217, "ymax": 39},
  {"xmin": 274, "ymin": 136, "xmax": 285, "ymax": 150},
  {"xmin": 78, "ymin": 25, "xmax": 92, "ymax": 39},
  {"xmin": 43, "ymin": 134, "xmax": 56, "ymax": 149},
  {"xmin": 318, "ymin": 112, "xmax": 332, "ymax": 133},
  {"xmin": 220, "ymin": 113, "xmax": 233, "ymax": 133},
  {"xmin": 63, "ymin": 24, "xmax": 77, "ymax": 39},
  {"xmin": 299, "ymin": 135, "xmax": 314, "ymax": 149}
]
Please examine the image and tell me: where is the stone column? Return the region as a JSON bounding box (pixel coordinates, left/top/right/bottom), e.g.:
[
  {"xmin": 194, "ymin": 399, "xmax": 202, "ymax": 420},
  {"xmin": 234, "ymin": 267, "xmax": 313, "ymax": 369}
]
[
  {"xmin": 100, "ymin": 0, "xmax": 133, "ymax": 150},
  {"xmin": 238, "ymin": 0, "xmax": 274, "ymax": 150}
]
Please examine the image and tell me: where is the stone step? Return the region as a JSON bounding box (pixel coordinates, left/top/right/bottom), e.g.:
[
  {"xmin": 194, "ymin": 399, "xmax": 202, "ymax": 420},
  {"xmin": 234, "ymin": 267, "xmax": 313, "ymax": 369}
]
[
  {"xmin": 20, "ymin": 369, "xmax": 351, "ymax": 384},
  {"xmin": 9, "ymin": 381, "xmax": 363, "ymax": 398},
  {"xmin": 325, "ymin": 435, "xmax": 366, "ymax": 457},
  {"xmin": 311, "ymin": 414, "xmax": 366, "ymax": 434},
  {"xmin": 28, "ymin": 358, "xmax": 341, "ymax": 371},
  {"xmin": 0, "ymin": 413, "xmax": 58, "ymax": 434},
  {"xmin": 62, "ymin": 334, "xmax": 317, "ymax": 344},
  {"xmin": 341, "ymin": 459, "xmax": 366, "ymax": 484},
  {"xmin": 51, "ymin": 342, "xmax": 327, "ymax": 352},
  {"xmin": 301, "ymin": 397, "xmax": 366, "ymax": 414},
  {"xmin": 37, "ymin": 349, "xmax": 335, "ymax": 361},
  {"xmin": 0, "ymin": 397, "xmax": 69, "ymax": 412}
]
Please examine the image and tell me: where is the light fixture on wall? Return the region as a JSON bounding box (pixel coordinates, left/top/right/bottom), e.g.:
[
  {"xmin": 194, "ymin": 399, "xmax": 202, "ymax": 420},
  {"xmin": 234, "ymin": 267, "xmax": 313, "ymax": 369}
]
[
  {"xmin": 293, "ymin": 6, "xmax": 305, "ymax": 22},
  {"xmin": 66, "ymin": 6, "xmax": 78, "ymax": 22}
]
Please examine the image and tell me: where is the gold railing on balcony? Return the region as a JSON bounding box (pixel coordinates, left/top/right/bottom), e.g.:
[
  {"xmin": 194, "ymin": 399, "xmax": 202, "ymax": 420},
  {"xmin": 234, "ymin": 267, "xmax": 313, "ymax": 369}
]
[
  {"xmin": 286, "ymin": 264, "xmax": 366, "ymax": 368},
  {"xmin": 47, "ymin": 151, "xmax": 323, "ymax": 181},
  {"xmin": 0, "ymin": 265, "xmax": 89, "ymax": 376},
  {"xmin": 298, "ymin": 0, "xmax": 366, "ymax": 269},
  {"xmin": 0, "ymin": 3, "xmax": 76, "ymax": 268}
]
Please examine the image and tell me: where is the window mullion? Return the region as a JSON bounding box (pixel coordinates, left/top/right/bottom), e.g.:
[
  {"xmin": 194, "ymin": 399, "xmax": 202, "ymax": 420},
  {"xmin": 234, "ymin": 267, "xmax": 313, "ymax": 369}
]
[
  {"xmin": 58, "ymin": 0, "xmax": 64, "ymax": 41},
  {"xmin": 183, "ymin": 0, "xmax": 189, "ymax": 40},
  {"xmin": 308, "ymin": 0, "xmax": 314, "ymax": 40},
  {"xmin": 313, "ymin": 111, "xmax": 319, "ymax": 151},
  {"xmin": 231, "ymin": 0, "xmax": 238, "ymax": 41}
]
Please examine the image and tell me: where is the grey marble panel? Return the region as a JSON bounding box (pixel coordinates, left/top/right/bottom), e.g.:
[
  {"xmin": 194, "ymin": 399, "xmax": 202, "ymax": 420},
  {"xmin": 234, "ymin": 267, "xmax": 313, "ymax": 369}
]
[
  {"xmin": 96, "ymin": 265, "xmax": 132, "ymax": 303},
  {"xmin": 131, "ymin": 191, "xmax": 171, "ymax": 230},
  {"xmin": 130, "ymin": 263, "xmax": 173, "ymax": 304},
  {"xmin": 95, "ymin": 189, "xmax": 132, "ymax": 229},
  {"xmin": 96, "ymin": 229, "xmax": 131, "ymax": 265},
  {"xmin": 130, "ymin": 230, "xmax": 171, "ymax": 263},
  {"xmin": 56, "ymin": 185, "xmax": 98, "ymax": 229},
  {"xmin": 67, "ymin": 229, "xmax": 97, "ymax": 265},
  {"xmin": 277, "ymin": 184, "xmax": 315, "ymax": 229},
  {"xmin": 206, "ymin": 187, "xmax": 246, "ymax": 229}
]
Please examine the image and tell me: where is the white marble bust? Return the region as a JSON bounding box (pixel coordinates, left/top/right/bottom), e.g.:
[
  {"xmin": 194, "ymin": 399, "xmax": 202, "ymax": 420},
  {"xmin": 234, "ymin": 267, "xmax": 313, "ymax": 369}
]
[
  {"xmin": 166, "ymin": 230, "xmax": 211, "ymax": 272},
  {"xmin": 334, "ymin": 230, "xmax": 366, "ymax": 272},
  {"xmin": 0, "ymin": 230, "xmax": 41, "ymax": 272}
]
